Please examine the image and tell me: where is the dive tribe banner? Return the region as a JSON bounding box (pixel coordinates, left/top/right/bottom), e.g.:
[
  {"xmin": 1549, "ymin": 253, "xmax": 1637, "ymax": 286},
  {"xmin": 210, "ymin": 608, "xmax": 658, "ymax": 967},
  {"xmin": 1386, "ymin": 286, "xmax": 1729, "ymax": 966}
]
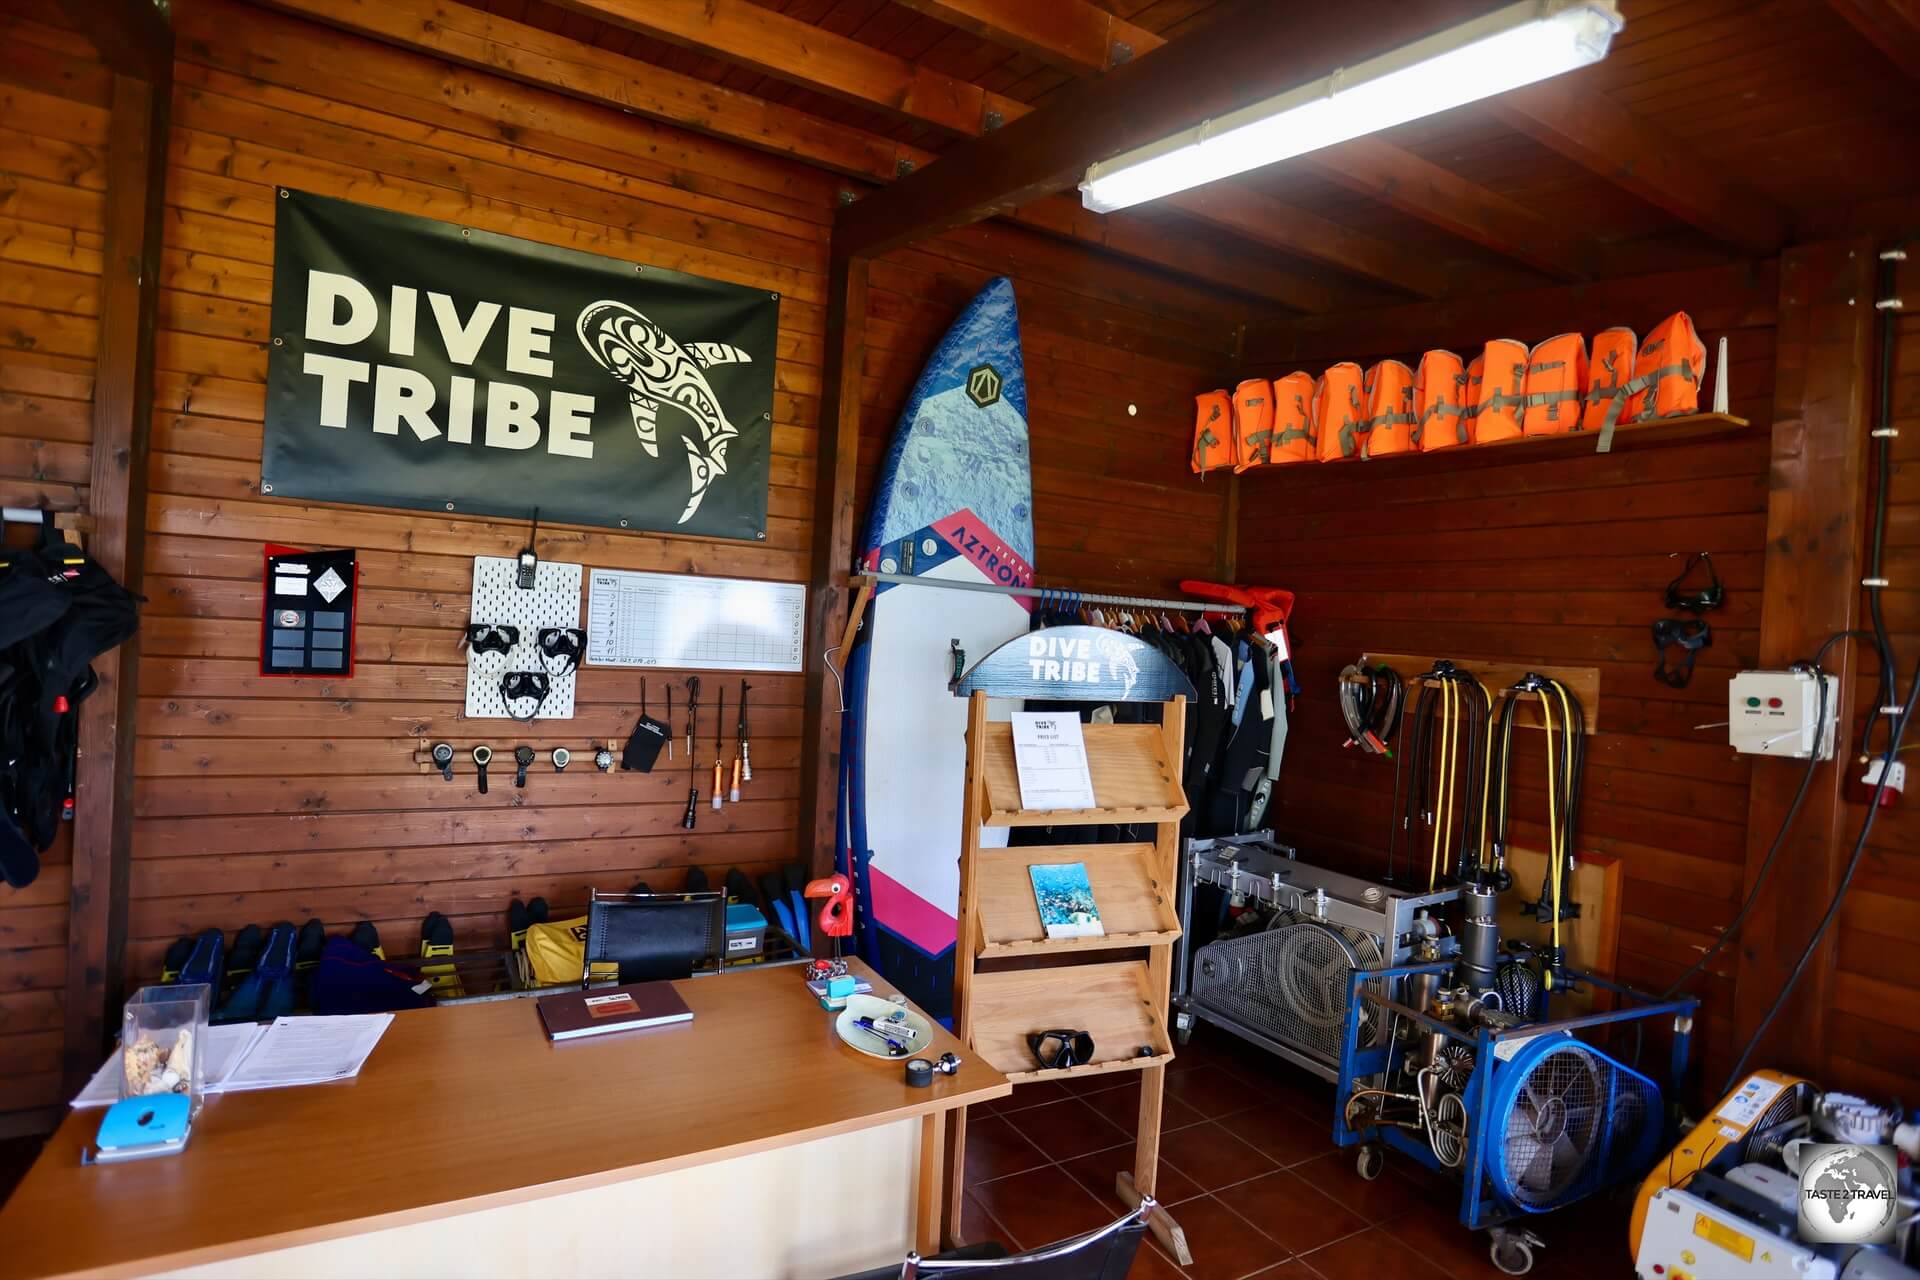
[{"xmin": 261, "ymin": 190, "xmax": 779, "ymax": 540}]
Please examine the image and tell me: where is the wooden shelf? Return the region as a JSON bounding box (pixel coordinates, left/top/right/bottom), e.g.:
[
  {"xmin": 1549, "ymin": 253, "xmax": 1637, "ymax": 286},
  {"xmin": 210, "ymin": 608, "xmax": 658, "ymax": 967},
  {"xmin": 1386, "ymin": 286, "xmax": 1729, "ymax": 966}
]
[
  {"xmin": 1244, "ymin": 413, "xmax": 1750, "ymax": 481},
  {"xmin": 978, "ymin": 722, "xmax": 1188, "ymax": 827},
  {"xmin": 974, "ymin": 844, "xmax": 1181, "ymax": 959},
  {"xmin": 966, "ymin": 959, "xmax": 1174, "ymax": 1081},
  {"xmin": 950, "ymin": 690, "xmax": 1186, "ymax": 1252}
]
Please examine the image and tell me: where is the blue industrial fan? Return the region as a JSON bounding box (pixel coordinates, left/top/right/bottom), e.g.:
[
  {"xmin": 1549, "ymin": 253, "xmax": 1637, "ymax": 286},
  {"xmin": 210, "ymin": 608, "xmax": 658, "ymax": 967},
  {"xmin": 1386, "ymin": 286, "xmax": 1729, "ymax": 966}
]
[{"xmin": 1484, "ymin": 1034, "xmax": 1664, "ymax": 1213}]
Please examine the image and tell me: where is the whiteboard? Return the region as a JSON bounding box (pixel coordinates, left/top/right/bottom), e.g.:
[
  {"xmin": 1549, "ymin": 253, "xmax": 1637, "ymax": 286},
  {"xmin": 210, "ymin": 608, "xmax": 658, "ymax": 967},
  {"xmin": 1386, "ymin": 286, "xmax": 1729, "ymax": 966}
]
[{"xmin": 586, "ymin": 568, "xmax": 805, "ymax": 672}]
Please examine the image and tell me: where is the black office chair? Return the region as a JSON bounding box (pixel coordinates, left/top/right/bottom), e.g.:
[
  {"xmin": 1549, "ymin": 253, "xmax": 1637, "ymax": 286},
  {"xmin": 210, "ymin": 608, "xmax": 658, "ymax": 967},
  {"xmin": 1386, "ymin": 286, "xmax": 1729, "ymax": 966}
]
[
  {"xmin": 582, "ymin": 889, "xmax": 726, "ymax": 985},
  {"xmin": 837, "ymin": 1197, "xmax": 1155, "ymax": 1280}
]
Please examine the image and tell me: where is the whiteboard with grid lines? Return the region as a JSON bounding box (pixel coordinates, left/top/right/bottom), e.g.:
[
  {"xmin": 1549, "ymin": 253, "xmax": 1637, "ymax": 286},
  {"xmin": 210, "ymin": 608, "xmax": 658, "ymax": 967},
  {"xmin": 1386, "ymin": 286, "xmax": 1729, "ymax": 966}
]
[{"xmin": 585, "ymin": 568, "xmax": 804, "ymax": 672}]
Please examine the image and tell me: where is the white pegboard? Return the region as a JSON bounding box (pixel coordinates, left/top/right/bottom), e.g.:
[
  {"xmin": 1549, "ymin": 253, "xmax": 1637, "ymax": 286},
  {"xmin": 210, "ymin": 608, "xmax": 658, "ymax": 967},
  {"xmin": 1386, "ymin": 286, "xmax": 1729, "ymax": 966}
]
[{"xmin": 465, "ymin": 556, "xmax": 584, "ymax": 721}]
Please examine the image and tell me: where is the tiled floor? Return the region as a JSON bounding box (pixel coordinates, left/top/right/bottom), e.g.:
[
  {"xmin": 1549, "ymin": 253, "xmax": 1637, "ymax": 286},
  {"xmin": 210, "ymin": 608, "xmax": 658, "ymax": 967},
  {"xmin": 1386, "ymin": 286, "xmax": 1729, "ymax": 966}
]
[{"xmin": 957, "ymin": 1026, "xmax": 1636, "ymax": 1280}]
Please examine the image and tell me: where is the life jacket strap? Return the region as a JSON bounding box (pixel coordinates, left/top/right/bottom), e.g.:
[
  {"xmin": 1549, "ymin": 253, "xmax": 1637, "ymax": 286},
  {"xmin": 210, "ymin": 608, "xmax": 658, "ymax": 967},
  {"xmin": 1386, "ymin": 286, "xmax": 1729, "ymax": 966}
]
[
  {"xmin": 1629, "ymin": 361, "xmax": 1698, "ymax": 422},
  {"xmin": 1194, "ymin": 426, "xmax": 1220, "ymax": 473}
]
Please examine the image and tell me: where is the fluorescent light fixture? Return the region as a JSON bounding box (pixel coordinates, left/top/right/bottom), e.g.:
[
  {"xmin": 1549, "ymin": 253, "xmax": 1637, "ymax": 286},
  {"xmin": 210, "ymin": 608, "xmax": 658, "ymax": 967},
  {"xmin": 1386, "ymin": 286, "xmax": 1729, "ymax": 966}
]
[{"xmin": 1080, "ymin": 0, "xmax": 1622, "ymax": 213}]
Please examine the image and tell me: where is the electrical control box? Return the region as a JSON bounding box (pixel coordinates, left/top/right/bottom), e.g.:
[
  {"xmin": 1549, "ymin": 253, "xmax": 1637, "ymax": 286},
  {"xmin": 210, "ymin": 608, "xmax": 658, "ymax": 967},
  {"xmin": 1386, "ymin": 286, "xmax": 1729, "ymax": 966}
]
[{"xmin": 1729, "ymin": 669, "xmax": 1838, "ymax": 759}]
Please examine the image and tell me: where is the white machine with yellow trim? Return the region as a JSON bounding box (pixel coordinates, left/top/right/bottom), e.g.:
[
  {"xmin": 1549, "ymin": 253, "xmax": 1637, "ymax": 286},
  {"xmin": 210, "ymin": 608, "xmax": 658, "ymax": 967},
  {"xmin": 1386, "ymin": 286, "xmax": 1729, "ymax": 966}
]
[{"xmin": 1631, "ymin": 1071, "xmax": 1920, "ymax": 1280}]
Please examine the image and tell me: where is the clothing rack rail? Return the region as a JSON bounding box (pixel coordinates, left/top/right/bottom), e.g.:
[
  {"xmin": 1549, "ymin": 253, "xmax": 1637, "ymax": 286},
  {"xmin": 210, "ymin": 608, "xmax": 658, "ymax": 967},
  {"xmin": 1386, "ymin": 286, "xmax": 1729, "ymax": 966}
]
[
  {"xmin": 851, "ymin": 571, "xmax": 1247, "ymax": 615},
  {"xmin": 836, "ymin": 571, "xmax": 1248, "ymax": 661}
]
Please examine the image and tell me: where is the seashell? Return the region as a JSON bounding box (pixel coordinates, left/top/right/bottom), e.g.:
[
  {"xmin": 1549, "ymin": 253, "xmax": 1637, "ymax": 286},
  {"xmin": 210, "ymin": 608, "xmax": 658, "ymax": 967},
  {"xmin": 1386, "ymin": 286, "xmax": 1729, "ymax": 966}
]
[
  {"xmin": 165, "ymin": 1029, "xmax": 194, "ymax": 1079},
  {"xmin": 123, "ymin": 1035, "xmax": 164, "ymax": 1093}
]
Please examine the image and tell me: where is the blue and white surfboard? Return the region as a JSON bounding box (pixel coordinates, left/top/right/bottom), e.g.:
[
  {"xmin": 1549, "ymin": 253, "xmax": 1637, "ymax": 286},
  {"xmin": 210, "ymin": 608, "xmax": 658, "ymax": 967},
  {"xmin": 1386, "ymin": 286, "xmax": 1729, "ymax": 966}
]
[{"xmin": 840, "ymin": 278, "xmax": 1033, "ymax": 1020}]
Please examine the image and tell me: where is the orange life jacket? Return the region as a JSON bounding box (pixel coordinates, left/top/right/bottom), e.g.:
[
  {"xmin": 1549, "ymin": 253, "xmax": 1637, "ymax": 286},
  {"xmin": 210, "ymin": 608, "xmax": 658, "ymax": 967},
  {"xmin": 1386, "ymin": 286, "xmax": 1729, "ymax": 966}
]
[
  {"xmin": 1415, "ymin": 350, "xmax": 1469, "ymax": 452},
  {"xmin": 1314, "ymin": 362, "xmax": 1367, "ymax": 463},
  {"xmin": 1362, "ymin": 360, "xmax": 1417, "ymax": 457},
  {"xmin": 1269, "ymin": 372, "xmax": 1318, "ymax": 464},
  {"xmin": 1582, "ymin": 327, "xmax": 1636, "ymax": 433},
  {"xmin": 1192, "ymin": 389, "xmax": 1234, "ymax": 475},
  {"xmin": 1470, "ymin": 338, "xmax": 1529, "ymax": 444},
  {"xmin": 1231, "ymin": 378, "xmax": 1276, "ymax": 472},
  {"xmin": 1521, "ymin": 332, "xmax": 1589, "ymax": 436},
  {"xmin": 1459, "ymin": 352, "xmax": 1486, "ymax": 444},
  {"xmin": 1625, "ymin": 312, "xmax": 1705, "ymax": 422}
]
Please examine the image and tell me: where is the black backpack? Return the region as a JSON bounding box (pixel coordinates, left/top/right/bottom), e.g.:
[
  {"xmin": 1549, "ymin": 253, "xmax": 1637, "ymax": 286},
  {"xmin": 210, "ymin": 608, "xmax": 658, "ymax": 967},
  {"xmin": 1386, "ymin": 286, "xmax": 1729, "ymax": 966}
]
[{"xmin": 0, "ymin": 520, "xmax": 140, "ymax": 888}]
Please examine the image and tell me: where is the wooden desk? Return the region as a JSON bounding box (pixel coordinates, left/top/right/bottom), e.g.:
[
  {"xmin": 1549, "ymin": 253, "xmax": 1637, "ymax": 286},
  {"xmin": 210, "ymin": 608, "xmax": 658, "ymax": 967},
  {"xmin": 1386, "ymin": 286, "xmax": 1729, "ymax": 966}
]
[{"xmin": 0, "ymin": 961, "xmax": 1006, "ymax": 1279}]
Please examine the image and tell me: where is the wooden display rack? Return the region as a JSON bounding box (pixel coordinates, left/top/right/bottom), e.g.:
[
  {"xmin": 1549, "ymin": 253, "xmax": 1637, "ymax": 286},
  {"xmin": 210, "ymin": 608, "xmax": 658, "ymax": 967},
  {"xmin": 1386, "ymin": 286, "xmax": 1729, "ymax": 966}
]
[{"xmin": 945, "ymin": 626, "xmax": 1194, "ymax": 1262}]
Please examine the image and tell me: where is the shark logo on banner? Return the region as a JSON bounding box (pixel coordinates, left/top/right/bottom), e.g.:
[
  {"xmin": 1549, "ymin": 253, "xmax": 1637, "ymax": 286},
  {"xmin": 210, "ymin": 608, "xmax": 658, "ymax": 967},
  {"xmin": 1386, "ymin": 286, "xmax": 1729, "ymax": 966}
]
[
  {"xmin": 261, "ymin": 190, "xmax": 777, "ymax": 540},
  {"xmin": 574, "ymin": 301, "xmax": 750, "ymax": 524}
]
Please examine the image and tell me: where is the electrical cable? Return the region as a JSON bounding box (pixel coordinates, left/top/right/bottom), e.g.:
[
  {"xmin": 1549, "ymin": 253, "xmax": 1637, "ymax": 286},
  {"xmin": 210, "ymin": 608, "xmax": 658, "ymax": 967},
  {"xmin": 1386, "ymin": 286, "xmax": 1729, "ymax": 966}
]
[
  {"xmin": 1861, "ymin": 241, "xmax": 1907, "ymax": 756},
  {"xmin": 1393, "ymin": 663, "xmax": 1493, "ymax": 892},
  {"xmin": 1724, "ymin": 655, "xmax": 1920, "ymax": 1090},
  {"xmin": 1386, "ymin": 701, "xmax": 1410, "ymax": 883},
  {"xmin": 1710, "ymin": 236, "xmax": 1911, "ymax": 1074},
  {"xmin": 1541, "ymin": 692, "xmax": 1562, "ymax": 973},
  {"xmin": 1661, "ymin": 665, "xmax": 1829, "ymax": 999},
  {"xmin": 1434, "ymin": 677, "xmax": 1456, "ymax": 890},
  {"xmin": 1487, "ymin": 688, "xmax": 1519, "ymax": 884},
  {"xmin": 1472, "ymin": 680, "xmax": 1495, "ymax": 882},
  {"xmin": 1394, "ymin": 680, "xmax": 1439, "ymax": 885}
]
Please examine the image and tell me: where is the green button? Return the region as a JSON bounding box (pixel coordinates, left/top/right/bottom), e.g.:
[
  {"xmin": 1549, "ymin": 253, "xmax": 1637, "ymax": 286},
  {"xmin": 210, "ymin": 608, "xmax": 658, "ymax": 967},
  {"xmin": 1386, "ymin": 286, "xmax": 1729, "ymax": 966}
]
[{"xmin": 1746, "ymin": 696, "xmax": 1762, "ymax": 707}]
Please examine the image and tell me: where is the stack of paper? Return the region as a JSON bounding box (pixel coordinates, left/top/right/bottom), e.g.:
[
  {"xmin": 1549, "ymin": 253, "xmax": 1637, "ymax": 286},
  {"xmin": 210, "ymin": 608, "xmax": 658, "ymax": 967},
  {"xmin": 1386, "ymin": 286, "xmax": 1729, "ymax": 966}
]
[
  {"xmin": 1011, "ymin": 712, "xmax": 1097, "ymax": 810},
  {"xmin": 72, "ymin": 1014, "xmax": 394, "ymax": 1108}
]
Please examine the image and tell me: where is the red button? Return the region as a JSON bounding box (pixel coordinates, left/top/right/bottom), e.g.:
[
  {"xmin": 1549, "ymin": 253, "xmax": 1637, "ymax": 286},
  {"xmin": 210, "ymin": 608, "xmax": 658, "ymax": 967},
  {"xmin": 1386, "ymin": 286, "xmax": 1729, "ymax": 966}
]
[
  {"xmin": 1768, "ymin": 697, "xmax": 1783, "ymax": 709},
  {"xmin": 53, "ymin": 695, "xmax": 69, "ymax": 713}
]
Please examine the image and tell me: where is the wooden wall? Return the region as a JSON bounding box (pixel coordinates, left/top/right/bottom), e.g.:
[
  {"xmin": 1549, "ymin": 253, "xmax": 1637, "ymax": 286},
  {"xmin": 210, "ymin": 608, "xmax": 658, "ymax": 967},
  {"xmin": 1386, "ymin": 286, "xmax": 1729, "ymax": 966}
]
[
  {"xmin": 0, "ymin": 8, "xmax": 110, "ymax": 1121},
  {"xmin": 0, "ymin": 0, "xmax": 1231, "ymax": 1119},
  {"xmin": 1833, "ymin": 250, "xmax": 1920, "ymax": 1098},
  {"xmin": 1238, "ymin": 265, "xmax": 1779, "ymax": 1088}
]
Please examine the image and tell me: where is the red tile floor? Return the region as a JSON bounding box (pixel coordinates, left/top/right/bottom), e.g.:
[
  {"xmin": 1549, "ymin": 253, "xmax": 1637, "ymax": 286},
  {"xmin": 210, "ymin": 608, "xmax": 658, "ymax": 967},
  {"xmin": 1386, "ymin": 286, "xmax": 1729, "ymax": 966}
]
[{"xmin": 956, "ymin": 1025, "xmax": 1638, "ymax": 1280}]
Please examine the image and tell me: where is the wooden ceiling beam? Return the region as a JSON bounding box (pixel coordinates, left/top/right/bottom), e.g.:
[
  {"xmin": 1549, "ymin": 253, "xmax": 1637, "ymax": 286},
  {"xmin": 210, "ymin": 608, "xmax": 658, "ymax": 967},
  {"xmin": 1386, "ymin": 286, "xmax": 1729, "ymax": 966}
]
[
  {"xmin": 546, "ymin": 0, "xmax": 1025, "ymax": 136},
  {"xmin": 261, "ymin": 0, "xmax": 915, "ymax": 182},
  {"xmin": 1827, "ymin": 0, "xmax": 1920, "ymax": 81},
  {"xmin": 891, "ymin": 0, "xmax": 1138, "ymax": 72},
  {"xmin": 554, "ymin": 0, "xmax": 1448, "ymax": 298},
  {"xmin": 838, "ymin": 0, "xmax": 1493, "ymax": 260},
  {"xmin": 1161, "ymin": 186, "xmax": 1451, "ymax": 297},
  {"xmin": 893, "ymin": 0, "xmax": 1601, "ymax": 283},
  {"xmin": 1488, "ymin": 80, "xmax": 1789, "ymax": 257},
  {"xmin": 258, "ymin": 0, "xmax": 1331, "ymax": 310},
  {"xmin": 1300, "ymin": 138, "xmax": 1593, "ymax": 281}
]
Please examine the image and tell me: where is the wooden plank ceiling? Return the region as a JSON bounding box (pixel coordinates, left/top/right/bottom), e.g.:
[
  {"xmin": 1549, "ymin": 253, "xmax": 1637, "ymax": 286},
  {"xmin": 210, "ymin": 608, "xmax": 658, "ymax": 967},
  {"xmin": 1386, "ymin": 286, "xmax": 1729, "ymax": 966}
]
[{"xmin": 437, "ymin": 0, "xmax": 1920, "ymax": 311}]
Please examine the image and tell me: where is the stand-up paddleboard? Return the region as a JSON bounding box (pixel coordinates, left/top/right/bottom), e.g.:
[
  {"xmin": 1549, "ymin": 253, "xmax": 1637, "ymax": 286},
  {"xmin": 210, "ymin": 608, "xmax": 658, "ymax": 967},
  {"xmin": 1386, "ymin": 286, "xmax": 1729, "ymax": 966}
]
[{"xmin": 840, "ymin": 278, "xmax": 1033, "ymax": 1021}]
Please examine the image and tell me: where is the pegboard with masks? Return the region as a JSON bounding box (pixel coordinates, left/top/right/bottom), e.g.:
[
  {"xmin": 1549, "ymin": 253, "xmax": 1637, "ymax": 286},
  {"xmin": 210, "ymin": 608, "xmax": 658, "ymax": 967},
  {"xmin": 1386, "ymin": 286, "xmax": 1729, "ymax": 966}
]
[{"xmin": 464, "ymin": 556, "xmax": 585, "ymax": 722}]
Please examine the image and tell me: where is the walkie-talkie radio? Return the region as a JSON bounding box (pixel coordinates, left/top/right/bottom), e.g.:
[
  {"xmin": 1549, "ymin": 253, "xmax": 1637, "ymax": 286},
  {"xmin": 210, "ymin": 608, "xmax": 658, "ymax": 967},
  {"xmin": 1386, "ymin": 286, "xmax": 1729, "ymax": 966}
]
[{"xmin": 516, "ymin": 508, "xmax": 540, "ymax": 591}]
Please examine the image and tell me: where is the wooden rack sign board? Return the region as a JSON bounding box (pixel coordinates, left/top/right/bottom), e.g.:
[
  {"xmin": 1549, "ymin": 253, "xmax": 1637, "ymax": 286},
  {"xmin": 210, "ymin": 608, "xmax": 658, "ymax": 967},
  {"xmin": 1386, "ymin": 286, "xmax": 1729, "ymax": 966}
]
[{"xmin": 947, "ymin": 627, "xmax": 1197, "ymax": 1262}]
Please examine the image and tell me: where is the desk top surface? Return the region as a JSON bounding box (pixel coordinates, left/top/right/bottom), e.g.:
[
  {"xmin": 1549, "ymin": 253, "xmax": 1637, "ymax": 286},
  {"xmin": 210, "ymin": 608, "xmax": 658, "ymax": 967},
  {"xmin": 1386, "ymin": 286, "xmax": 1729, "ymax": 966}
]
[{"xmin": 0, "ymin": 960, "xmax": 1005, "ymax": 1279}]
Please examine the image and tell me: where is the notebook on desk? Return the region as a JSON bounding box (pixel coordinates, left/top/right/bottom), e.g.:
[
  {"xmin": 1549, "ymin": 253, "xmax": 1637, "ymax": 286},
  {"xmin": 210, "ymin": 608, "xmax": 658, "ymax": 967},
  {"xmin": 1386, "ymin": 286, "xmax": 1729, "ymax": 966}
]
[{"xmin": 537, "ymin": 982, "xmax": 693, "ymax": 1042}]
